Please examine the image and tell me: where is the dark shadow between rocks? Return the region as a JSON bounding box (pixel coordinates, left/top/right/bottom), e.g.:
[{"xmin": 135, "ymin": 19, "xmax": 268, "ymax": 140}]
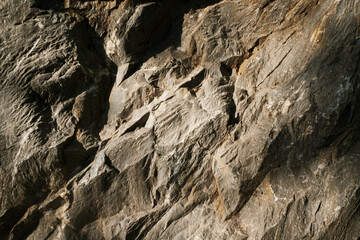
[{"xmin": 124, "ymin": 0, "xmax": 223, "ymax": 67}]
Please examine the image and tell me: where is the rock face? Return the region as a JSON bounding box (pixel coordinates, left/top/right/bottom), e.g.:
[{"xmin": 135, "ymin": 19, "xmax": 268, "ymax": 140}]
[{"xmin": 0, "ymin": 0, "xmax": 360, "ymax": 239}]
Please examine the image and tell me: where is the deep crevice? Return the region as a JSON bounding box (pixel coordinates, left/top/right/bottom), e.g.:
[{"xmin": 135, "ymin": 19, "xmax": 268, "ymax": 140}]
[{"xmin": 123, "ymin": 112, "xmax": 150, "ymax": 134}]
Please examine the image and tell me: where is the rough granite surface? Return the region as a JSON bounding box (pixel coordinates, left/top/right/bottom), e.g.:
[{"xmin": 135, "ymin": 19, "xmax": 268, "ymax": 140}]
[{"xmin": 0, "ymin": 0, "xmax": 360, "ymax": 239}]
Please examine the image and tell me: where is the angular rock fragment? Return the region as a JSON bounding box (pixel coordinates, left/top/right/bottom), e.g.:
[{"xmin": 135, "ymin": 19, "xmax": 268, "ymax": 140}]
[{"xmin": 0, "ymin": 0, "xmax": 359, "ymax": 239}]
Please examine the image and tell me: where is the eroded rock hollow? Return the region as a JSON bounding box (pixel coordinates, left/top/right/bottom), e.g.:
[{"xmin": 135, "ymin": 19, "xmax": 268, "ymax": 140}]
[{"xmin": 1, "ymin": 0, "xmax": 360, "ymax": 239}]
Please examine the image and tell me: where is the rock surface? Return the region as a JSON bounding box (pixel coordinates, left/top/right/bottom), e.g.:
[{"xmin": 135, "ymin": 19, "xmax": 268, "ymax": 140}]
[{"xmin": 0, "ymin": 0, "xmax": 360, "ymax": 239}]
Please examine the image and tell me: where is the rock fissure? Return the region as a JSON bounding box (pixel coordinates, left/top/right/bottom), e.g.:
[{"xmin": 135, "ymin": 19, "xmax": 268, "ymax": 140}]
[{"xmin": 1, "ymin": 0, "xmax": 360, "ymax": 239}]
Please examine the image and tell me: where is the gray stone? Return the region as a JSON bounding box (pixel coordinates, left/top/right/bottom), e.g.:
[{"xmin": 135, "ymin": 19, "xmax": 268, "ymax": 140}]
[{"xmin": 0, "ymin": 0, "xmax": 359, "ymax": 239}]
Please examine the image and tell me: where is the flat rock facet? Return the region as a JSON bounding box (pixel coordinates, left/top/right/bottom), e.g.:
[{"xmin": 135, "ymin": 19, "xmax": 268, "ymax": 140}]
[{"xmin": 0, "ymin": 0, "xmax": 359, "ymax": 239}]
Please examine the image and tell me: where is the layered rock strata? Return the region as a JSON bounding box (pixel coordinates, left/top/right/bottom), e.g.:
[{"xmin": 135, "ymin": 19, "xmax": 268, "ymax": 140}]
[{"xmin": 0, "ymin": 0, "xmax": 359, "ymax": 239}]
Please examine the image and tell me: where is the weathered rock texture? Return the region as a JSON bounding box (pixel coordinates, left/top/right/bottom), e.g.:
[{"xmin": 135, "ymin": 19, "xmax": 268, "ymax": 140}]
[{"xmin": 1, "ymin": 0, "xmax": 360, "ymax": 239}]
